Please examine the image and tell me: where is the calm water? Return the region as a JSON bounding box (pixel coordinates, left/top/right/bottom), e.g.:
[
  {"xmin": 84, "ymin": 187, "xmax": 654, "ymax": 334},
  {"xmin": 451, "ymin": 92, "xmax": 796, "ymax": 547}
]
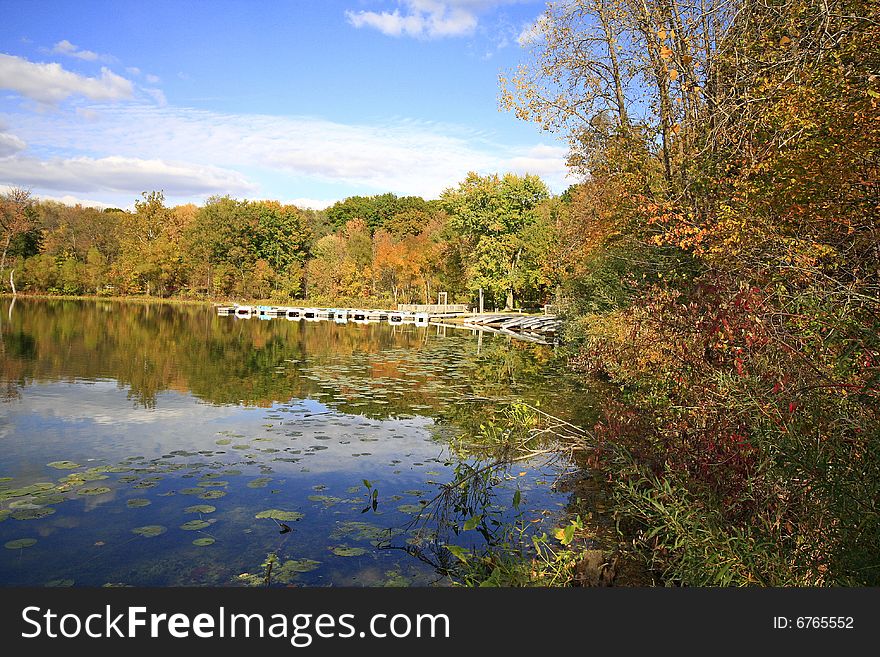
[{"xmin": 0, "ymin": 298, "xmax": 594, "ymax": 587}]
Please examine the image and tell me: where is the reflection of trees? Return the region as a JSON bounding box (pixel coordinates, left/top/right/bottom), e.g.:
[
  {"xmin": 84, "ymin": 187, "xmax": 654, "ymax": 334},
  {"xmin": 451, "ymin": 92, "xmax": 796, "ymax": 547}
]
[{"xmin": 0, "ymin": 300, "xmax": 594, "ymax": 422}]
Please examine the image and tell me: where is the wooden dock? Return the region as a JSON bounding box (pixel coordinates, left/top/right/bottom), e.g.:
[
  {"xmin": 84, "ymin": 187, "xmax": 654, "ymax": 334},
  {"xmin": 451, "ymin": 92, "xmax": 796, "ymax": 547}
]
[{"xmin": 215, "ymin": 305, "xmax": 560, "ymax": 343}]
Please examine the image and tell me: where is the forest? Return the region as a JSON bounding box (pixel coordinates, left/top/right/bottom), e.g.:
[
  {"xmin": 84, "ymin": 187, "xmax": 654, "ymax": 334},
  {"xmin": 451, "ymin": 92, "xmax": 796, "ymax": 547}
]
[
  {"xmin": 2, "ymin": 0, "xmax": 878, "ymax": 586},
  {"xmin": 0, "ymin": 174, "xmax": 555, "ymax": 312}
]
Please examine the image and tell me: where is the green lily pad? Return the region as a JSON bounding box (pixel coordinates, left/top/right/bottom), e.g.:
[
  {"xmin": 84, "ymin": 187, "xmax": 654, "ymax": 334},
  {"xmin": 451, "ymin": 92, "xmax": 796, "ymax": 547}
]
[
  {"xmin": 197, "ymin": 480, "xmax": 228, "ymax": 488},
  {"xmin": 79, "ymin": 487, "xmax": 111, "ymax": 496},
  {"xmin": 11, "ymin": 507, "xmax": 56, "ymax": 520},
  {"xmin": 47, "ymin": 461, "xmax": 81, "ymax": 470},
  {"xmin": 126, "ymin": 498, "xmax": 151, "ymax": 508},
  {"xmin": 192, "ymin": 538, "xmax": 215, "ymax": 546},
  {"xmin": 274, "ymin": 559, "xmax": 321, "ymax": 583},
  {"xmin": 184, "ymin": 505, "xmax": 216, "ymax": 514},
  {"xmin": 180, "ymin": 520, "xmax": 211, "ymax": 531},
  {"xmin": 397, "ymin": 504, "xmax": 424, "ymax": 515},
  {"xmin": 0, "ymin": 483, "xmax": 55, "ymax": 499},
  {"xmin": 254, "ymin": 509, "xmax": 304, "ymax": 522},
  {"xmin": 331, "ymin": 546, "xmax": 367, "ymax": 557},
  {"xmin": 132, "ymin": 525, "xmax": 167, "ymax": 538},
  {"xmin": 5, "ymin": 538, "xmax": 37, "ymax": 549},
  {"xmin": 0, "ymin": 510, "xmax": 9, "ymax": 522},
  {"xmin": 247, "ymin": 477, "xmax": 272, "ymax": 488},
  {"xmin": 215, "ymin": 439, "xmax": 232, "ymax": 446},
  {"xmin": 198, "ymin": 490, "xmax": 226, "ymax": 500}
]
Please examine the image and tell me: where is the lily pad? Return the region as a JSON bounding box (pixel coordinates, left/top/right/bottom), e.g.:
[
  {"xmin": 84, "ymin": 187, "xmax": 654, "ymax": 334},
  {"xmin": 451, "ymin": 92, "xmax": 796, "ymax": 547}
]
[
  {"xmin": 5, "ymin": 538, "xmax": 37, "ymax": 549},
  {"xmin": 132, "ymin": 525, "xmax": 167, "ymax": 538},
  {"xmin": 126, "ymin": 498, "xmax": 151, "ymax": 508},
  {"xmin": 331, "ymin": 546, "xmax": 367, "ymax": 557},
  {"xmin": 274, "ymin": 559, "xmax": 321, "ymax": 582},
  {"xmin": 215, "ymin": 439, "xmax": 233, "ymax": 446},
  {"xmin": 192, "ymin": 538, "xmax": 215, "ymax": 546},
  {"xmin": 397, "ymin": 504, "xmax": 424, "ymax": 515},
  {"xmin": 180, "ymin": 520, "xmax": 211, "ymax": 531},
  {"xmin": 198, "ymin": 490, "xmax": 226, "ymax": 500},
  {"xmin": 11, "ymin": 507, "xmax": 56, "ymax": 520},
  {"xmin": 247, "ymin": 477, "xmax": 272, "ymax": 488},
  {"xmin": 254, "ymin": 509, "xmax": 304, "ymax": 522},
  {"xmin": 184, "ymin": 505, "xmax": 216, "ymax": 514},
  {"xmin": 47, "ymin": 461, "xmax": 81, "ymax": 470},
  {"xmin": 79, "ymin": 487, "xmax": 111, "ymax": 496},
  {"xmin": 197, "ymin": 480, "xmax": 228, "ymax": 488}
]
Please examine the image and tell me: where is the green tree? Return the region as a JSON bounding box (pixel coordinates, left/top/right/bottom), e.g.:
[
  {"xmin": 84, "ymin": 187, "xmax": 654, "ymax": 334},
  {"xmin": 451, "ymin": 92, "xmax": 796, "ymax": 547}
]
[{"xmin": 441, "ymin": 172, "xmax": 549, "ymax": 309}]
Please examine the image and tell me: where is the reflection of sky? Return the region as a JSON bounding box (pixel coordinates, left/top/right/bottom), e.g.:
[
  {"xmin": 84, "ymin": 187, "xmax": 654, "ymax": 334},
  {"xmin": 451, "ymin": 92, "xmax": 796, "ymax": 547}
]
[{"xmin": 0, "ymin": 379, "xmax": 445, "ymax": 482}]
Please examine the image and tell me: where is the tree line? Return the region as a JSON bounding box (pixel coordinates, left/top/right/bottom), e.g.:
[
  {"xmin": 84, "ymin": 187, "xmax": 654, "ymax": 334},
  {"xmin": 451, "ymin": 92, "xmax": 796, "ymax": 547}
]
[{"xmin": 0, "ymin": 172, "xmax": 558, "ymax": 311}]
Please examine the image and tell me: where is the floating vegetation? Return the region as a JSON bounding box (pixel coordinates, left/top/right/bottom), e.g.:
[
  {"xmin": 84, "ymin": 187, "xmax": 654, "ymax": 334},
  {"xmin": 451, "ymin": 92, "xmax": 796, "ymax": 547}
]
[
  {"xmin": 47, "ymin": 461, "xmax": 81, "ymax": 470},
  {"xmin": 184, "ymin": 505, "xmax": 216, "ymax": 514},
  {"xmin": 5, "ymin": 538, "xmax": 37, "ymax": 549},
  {"xmin": 331, "ymin": 545, "xmax": 367, "ymax": 557},
  {"xmin": 308, "ymin": 495, "xmax": 343, "ymax": 507},
  {"xmin": 78, "ymin": 487, "xmax": 112, "ymax": 496},
  {"xmin": 247, "ymin": 477, "xmax": 272, "ymax": 489},
  {"xmin": 45, "ymin": 579, "xmax": 75, "ymax": 587},
  {"xmin": 126, "ymin": 498, "xmax": 151, "ymax": 508},
  {"xmin": 330, "ymin": 521, "xmax": 400, "ymax": 545},
  {"xmin": 198, "ymin": 490, "xmax": 226, "ymax": 500},
  {"xmin": 11, "ymin": 507, "xmax": 57, "ymax": 520},
  {"xmin": 255, "ymin": 509, "xmax": 304, "ymax": 522},
  {"xmin": 274, "ymin": 559, "xmax": 321, "ymax": 582},
  {"xmin": 396, "ymin": 504, "xmax": 425, "ymax": 515},
  {"xmin": 0, "ymin": 483, "xmax": 56, "ymax": 500},
  {"xmin": 178, "ymin": 488, "xmax": 204, "ymax": 495},
  {"xmin": 192, "ymin": 538, "xmax": 215, "ymax": 546},
  {"xmin": 132, "ymin": 525, "xmax": 167, "ymax": 538},
  {"xmin": 0, "ymin": 510, "xmax": 9, "ymax": 522},
  {"xmin": 180, "ymin": 520, "xmax": 211, "ymax": 531},
  {"xmin": 197, "ymin": 480, "xmax": 228, "ymax": 488}
]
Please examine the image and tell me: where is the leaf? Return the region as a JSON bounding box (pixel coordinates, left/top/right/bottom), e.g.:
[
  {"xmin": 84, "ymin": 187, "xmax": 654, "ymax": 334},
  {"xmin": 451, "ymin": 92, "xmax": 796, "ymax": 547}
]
[
  {"xmin": 512, "ymin": 489, "xmax": 522, "ymax": 510},
  {"xmin": 363, "ymin": 479, "xmax": 372, "ymax": 489},
  {"xmin": 463, "ymin": 514, "xmax": 482, "ymax": 531},
  {"xmin": 657, "ymin": 29, "xmax": 666, "ymax": 40},
  {"xmin": 446, "ymin": 545, "xmax": 469, "ymax": 563},
  {"xmin": 779, "ymin": 35, "xmax": 791, "ymax": 46},
  {"xmin": 669, "ymin": 69, "xmax": 679, "ymax": 81},
  {"xmin": 660, "ymin": 46, "xmax": 673, "ymax": 59}
]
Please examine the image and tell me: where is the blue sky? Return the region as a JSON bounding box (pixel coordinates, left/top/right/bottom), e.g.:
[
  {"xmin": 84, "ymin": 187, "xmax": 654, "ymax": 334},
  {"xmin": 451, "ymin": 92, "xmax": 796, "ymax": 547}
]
[{"xmin": 0, "ymin": 0, "xmax": 570, "ymax": 210}]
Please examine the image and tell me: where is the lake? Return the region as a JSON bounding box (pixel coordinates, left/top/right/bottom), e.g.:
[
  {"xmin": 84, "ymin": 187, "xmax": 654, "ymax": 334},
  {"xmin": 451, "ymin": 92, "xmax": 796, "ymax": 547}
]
[{"xmin": 0, "ymin": 298, "xmax": 595, "ymax": 587}]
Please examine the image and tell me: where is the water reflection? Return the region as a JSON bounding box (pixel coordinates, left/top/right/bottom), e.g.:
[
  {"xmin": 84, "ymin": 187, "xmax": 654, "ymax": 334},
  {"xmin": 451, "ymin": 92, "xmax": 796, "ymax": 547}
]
[{"xmin": 0, "ymin": 299, "xmax": 593, "ymax": 586}]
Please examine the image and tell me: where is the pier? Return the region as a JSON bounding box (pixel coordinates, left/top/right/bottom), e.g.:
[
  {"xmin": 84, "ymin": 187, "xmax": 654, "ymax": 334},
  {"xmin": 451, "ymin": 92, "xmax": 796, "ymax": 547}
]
[{"xmin": 216, "ymin": 304, "xmax": 561, "ymax": 343}]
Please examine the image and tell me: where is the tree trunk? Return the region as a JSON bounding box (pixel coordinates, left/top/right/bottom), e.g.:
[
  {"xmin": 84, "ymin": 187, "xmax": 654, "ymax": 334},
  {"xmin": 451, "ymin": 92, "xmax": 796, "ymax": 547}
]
[
  {"xmin": 0, "ymin": 233, "xmax": 10, "ymax": 274},
  {"xmin": 9, "ymin": 269, "xmax": 15, "ymax": 296}
]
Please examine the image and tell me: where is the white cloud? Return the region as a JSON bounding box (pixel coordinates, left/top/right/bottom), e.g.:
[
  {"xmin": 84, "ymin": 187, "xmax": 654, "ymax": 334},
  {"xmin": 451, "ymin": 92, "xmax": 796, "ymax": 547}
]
[
  {"xmin": 0, "ymin": 131, "xmax": 26, "ymax": 158},
  {"xmin": 51, "ymin": 39, "xmax": 99, "ymax": 61},
  {"xmin": 4, "ymin": 103, "xmax": 570, "ymax": 199},
  {"xmin": 345, "ymin": 0, "xmax": 526, "ymax": 39},
  {"xmin": 516, "ymin": 14, "xmax": 547, "ymax": 45},
  {"xmin": 0, "ymin": 54, "xmax": 133, "ymax": 104},
  {"xmin": 145, "ymin": 73, "xmax": 161, "ymax": 84},
  {"xmin": 0, "ymin": 154, "xmax": 257, "ymax": 196},
  {"xmin": 0, "ymin": 186, "xmax": 113, "ymax": 209},
  {"xmin": 285, "ymin": 197, "xmax": 337, "ymax": 211},
  {"xmin": 142, "ymin": 87, "xmax": 167, "ymax": 106},
  {"xmin": 126, "ymin": 66, "xmax": 142, "ymax": 76}
]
